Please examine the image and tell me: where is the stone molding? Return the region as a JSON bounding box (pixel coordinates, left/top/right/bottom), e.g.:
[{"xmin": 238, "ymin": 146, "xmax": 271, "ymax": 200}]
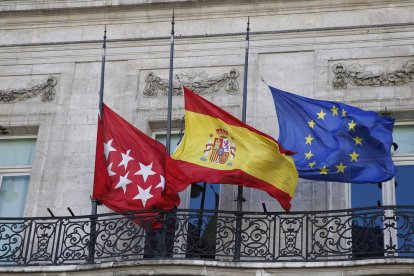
[
  {"xmin": 333, "ymin": 62, "xmax": 414, "ymax": 89},
  {"xmin": 1, "ymin": 258, "xmax": 414, "ymax": 275},
  {"xmin": 142, "ymin": 68, "xmax": 239, "ymax": 97},
  {"xmin": 0, "ymin": 76, "xmax": 57, "ymax": 104}
]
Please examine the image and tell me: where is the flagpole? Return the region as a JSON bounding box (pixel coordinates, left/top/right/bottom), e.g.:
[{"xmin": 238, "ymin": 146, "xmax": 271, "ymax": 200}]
[
  {"xmin": 98, "ymin": 26, "xmax": 107, "ymax": 118},
  {"xmin": 235, "ymin": 17, "xmax": 250, "ymax": 261},
  {"xmin": 166, "ymin": 11, "xmax": 175, "ymax": 155},
  {"xmin": 92, "ymin": 25, "xmax": 106, "ymax": 217},
  {"xmin": 89, "ymin": 26, "xmax": 107, "ymax": 263}
]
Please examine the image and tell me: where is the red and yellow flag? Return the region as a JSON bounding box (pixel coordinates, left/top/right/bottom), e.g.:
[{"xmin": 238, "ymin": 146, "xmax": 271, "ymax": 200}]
[{"xmin": 172, "ymin": 86, "xmax": 298, "ymax": 211}]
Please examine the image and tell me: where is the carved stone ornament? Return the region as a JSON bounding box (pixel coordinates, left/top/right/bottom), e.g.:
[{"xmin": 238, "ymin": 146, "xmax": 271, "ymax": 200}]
[
  {"xmin": 333, "ymin": 62, "xmax": 414, "ymax": 89},
  {"xmin": 143, "ymin": 68, "xmax": 239, "ymax": 97},
  {"xmin": 0, "ymin": 76, "xmax": 57, "ymax": 104}
]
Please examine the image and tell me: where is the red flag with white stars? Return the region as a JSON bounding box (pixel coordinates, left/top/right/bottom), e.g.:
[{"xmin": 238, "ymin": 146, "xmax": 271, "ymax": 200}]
[{"xmin": 92, "ymin": 103, "xmax": 184, "ymax": 213}]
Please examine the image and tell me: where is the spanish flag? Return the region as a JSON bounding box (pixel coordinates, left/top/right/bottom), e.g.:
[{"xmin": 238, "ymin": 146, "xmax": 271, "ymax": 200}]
[{"xmin": 172, "ymin": 86, "xmax": 298, "ymax": 211}]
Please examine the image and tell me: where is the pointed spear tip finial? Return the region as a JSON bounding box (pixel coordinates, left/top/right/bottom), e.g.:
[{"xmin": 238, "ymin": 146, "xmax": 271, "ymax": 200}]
[
  {"xmin": 172, "ymin": 9, "xmax": 175, "ymax": 24},
  {"xmin": 171, "ymin": 9, "xmax": 175, "ymax": 35},
  {"xmin": 103, "ymin": 25, "xmax": 107, "ymax": 49},
  {"xmin": 245, "ymin": 16, "xmax": 250, "ymax": 41}
]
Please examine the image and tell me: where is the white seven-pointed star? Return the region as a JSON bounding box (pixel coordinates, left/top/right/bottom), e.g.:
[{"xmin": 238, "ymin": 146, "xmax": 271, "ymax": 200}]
[
  {"xmin": 155, "ymin": 175, "xmax": 165, "ymax": 191},
  {"xmin": 134, "ymin": 162, "xmax": 156, "ymax": 182},
  {"xmin": 114, "ymin": 171, "xmax": 133, "ymax": 193},
  {"xmin": 133, "ymin": 185, "xmax": 154, "ymax": 207},
  {"xmin": 107, "ymin": 162, "xmax": 116, "ymax": 176},
  {"xmin": 104, "ymin": 139, "xmax": 117, "ymax": 159},
  {"xmin": 118, "ymin": 149, "xmax": 134, "ymax": 170}
]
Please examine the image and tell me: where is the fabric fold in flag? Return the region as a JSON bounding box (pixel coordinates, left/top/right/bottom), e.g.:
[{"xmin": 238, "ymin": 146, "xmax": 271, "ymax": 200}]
[
  {"xmin": 172, "ymin": 86, "xmax": 298, "ymax": 211},
  {"xmin": 269, "ymin": 85, "xmax": 395, "ymax": 184},
  {"xmin": 93, "ymin": 103, "xmax": 184, "ymax": 214}
]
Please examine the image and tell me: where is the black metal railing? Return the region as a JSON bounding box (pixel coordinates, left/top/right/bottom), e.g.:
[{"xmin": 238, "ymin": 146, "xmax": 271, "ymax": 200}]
[{"xmin": 0, "ymin": 206, "xmax": 413, "ymax": 266}]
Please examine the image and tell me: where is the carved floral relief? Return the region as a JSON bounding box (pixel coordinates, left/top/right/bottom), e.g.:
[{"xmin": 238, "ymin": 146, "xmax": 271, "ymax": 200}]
[
  {"xmin": 333, "ymin": 62, "xmax": 414, "ymax": 89},
  {"xmin": 142, "ymin": 68, "xmax": 239, "ymax": 97},
  {"xmin": 0, "ymin": 76, "xmax": 57, "ymax": 103}
]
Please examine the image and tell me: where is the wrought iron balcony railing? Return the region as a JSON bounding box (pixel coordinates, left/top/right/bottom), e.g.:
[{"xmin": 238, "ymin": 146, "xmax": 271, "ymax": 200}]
[{"xmin": 0, "ymin": 206, "xmax": 413, "ymax": 266}]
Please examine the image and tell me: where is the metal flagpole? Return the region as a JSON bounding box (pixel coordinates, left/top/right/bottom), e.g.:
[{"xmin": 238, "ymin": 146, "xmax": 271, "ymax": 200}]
[
  {"xmin": 158, "ymin": 11, "xmax": 175, "ymax": 258},
  {"xmin": 234, "ymin": 17, "xmax": 250, "ymax": 261},
  {"xmin": 166, "ymin": 11, "xmax": 175, "ymax": 155},
  {"xmin": 88, "ymin": 26, "xmax": 107, "ymax": 263}
]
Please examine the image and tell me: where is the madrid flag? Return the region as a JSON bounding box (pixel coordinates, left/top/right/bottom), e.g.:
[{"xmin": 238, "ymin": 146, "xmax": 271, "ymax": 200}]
[
  {"xmin": 93, "ymin": 103, "xmax": 182, "ymax": 213},
  {"xmin": 172, "ymin": 86, "xmax": 298, "ymax": 211}
]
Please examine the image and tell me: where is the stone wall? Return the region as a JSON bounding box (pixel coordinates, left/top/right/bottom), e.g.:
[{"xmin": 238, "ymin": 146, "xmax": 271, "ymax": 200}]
[{"xmin": 0, "ymin": 0, "xmax": 413, "ymax": 216}]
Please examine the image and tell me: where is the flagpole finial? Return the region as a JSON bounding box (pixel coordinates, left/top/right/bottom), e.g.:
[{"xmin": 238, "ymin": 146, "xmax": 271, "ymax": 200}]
[
  {"xmin": 171, "ymin": 10, "xmax": 175, "ymax": 36},
  {"xmin": 246, "ymin": 17, "xmax": 250, "ymax": 40},
  {"xmin": 103, "ymin": 25, "xmax": 107, "ymax": 49}
]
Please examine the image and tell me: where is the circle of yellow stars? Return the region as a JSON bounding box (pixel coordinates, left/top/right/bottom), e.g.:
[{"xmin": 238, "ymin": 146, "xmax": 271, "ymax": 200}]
[{"xmin": 304, "ymin": 105, "xmax": 364, "ymax": 175}]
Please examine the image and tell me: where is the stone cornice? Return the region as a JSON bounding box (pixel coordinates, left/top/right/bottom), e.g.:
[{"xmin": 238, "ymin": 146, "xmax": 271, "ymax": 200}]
[
  {"xmin": 2, "ymin": 22, "xmax": 414, "ymax": 49},
  {"xmin": 1, "ymin": 0, "xmax": 413, "ymax": 14}
]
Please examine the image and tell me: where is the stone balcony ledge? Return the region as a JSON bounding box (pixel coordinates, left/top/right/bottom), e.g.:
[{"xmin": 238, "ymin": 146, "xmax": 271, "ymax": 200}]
[{"xmin": 1, "ymin": 258, "xmax": 414, "ymax": 275}]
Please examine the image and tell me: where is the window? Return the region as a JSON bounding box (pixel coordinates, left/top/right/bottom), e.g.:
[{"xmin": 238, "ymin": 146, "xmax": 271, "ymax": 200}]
[
  {"xmin": 392, "ymin": 124, "xmax": 414, "ymax": 205},
  {"xmin": 349, "ymin": 123, "xmax": 414, "ymax": 258},
  {"xmin": 391, "ymin": 124, "xmax": 414, "ymax": 257},
  {"xmin": 350, "ymin": 123, "xmax": 414, "ymax": 208},
  {"xmin": 154, "ymin": 132, "xmax": 221, "ymax": 259},
  {"xmin": 0, "ymin": 137, "xmax": 36, "ymax": 217}
]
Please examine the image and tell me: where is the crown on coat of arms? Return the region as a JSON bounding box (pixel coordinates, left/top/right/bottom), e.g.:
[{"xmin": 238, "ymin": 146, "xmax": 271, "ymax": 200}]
[{"xmin": 215, "ymin": 127, "xmax": 229, "ymax": 138}]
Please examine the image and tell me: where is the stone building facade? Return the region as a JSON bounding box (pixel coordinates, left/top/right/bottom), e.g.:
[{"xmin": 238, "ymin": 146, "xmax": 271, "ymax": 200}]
[{"xmin": 1, "ymin": 0, "xmax": 414, "ymax": 274}]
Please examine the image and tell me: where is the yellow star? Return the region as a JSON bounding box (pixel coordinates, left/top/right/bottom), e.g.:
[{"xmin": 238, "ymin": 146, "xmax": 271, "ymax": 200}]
[
  {"xmin": 304, "ymin": 150, "xmax": 314, "ymax": 160},
  {"xmin": 348, "ymin": 120, "xmax": 356, "ymax": 131},
  {"xmin": 349, "ymin": 150, "xmax": 359, "ymax": 162},
  {"xmin": 305, "ymin": 134, "xmax": 314, "ymax": 145},
  {"xmin": 341, "ymin": 109, "xmax": 347, "ymax": 117},
  {"xmin": 308, "ymin": 161, "xmax": 316, "ymax": 168},
  {"xmin": 320, "ymin": 166, "xmax": 329, "ymax": 175},
  {"xmin": 330, "ymin": 105, "xmax": 339, "ymax": 116},
  {"xmin": 308, "ymin": 120, "xmax": 316, "ymax": 129},
  {"xmin": 317, "ymin": 110, "xmax": 327, "ymax": 120},
  {"xmin": 353, "ymin": 136, "xmax": 363, "ymax": 145},
  {"xmin": 336, "ymin": 162, "xmax": 347, "ymax": 173}
]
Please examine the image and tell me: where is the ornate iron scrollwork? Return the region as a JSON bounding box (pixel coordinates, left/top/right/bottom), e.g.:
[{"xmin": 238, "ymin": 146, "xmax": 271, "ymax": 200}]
[
  {"xmin": 143, "ymin": 69, "xmax": 239, "ymax": 97},
  {"xmin": 0, "ymin": 76, "xmax": 57, "ymax": 104},
  {"xmin": 0, "ymin": 206, "xmax": 412, "ymax": 265},
  {"xmin": 333, "ymin": 62, "xmax": 414, "ymax": 89}
]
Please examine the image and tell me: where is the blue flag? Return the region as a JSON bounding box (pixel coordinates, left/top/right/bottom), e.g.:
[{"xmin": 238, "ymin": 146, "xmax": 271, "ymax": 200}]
[{"xmin": 269, "ymin": 86, "xmax": 395, "ymax": 184}]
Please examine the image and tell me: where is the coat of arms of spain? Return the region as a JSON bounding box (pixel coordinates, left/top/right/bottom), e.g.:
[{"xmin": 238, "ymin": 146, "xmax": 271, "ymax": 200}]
[{"xmin": 200, "ymin": 127, "xmax": 236, "ymax": 166}]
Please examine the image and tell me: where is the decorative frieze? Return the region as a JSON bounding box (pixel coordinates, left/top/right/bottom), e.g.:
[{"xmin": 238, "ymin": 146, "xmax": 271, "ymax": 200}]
[
  {"xmin": 333, "ymin": 62, "xmax": 414, "ymax": 89},
  {"xmin": 143, "ymin": 68, "xmax": 239, "ymax": 97},
  {"xmin": 0, "ymin": 76, "xmax": 57, "ymax": 104}
]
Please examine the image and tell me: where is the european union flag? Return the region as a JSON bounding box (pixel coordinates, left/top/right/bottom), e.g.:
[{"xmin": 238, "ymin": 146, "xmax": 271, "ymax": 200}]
[{"xmin": 269, "ymin": 86, "xmax": 395, "ymax": 183}]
